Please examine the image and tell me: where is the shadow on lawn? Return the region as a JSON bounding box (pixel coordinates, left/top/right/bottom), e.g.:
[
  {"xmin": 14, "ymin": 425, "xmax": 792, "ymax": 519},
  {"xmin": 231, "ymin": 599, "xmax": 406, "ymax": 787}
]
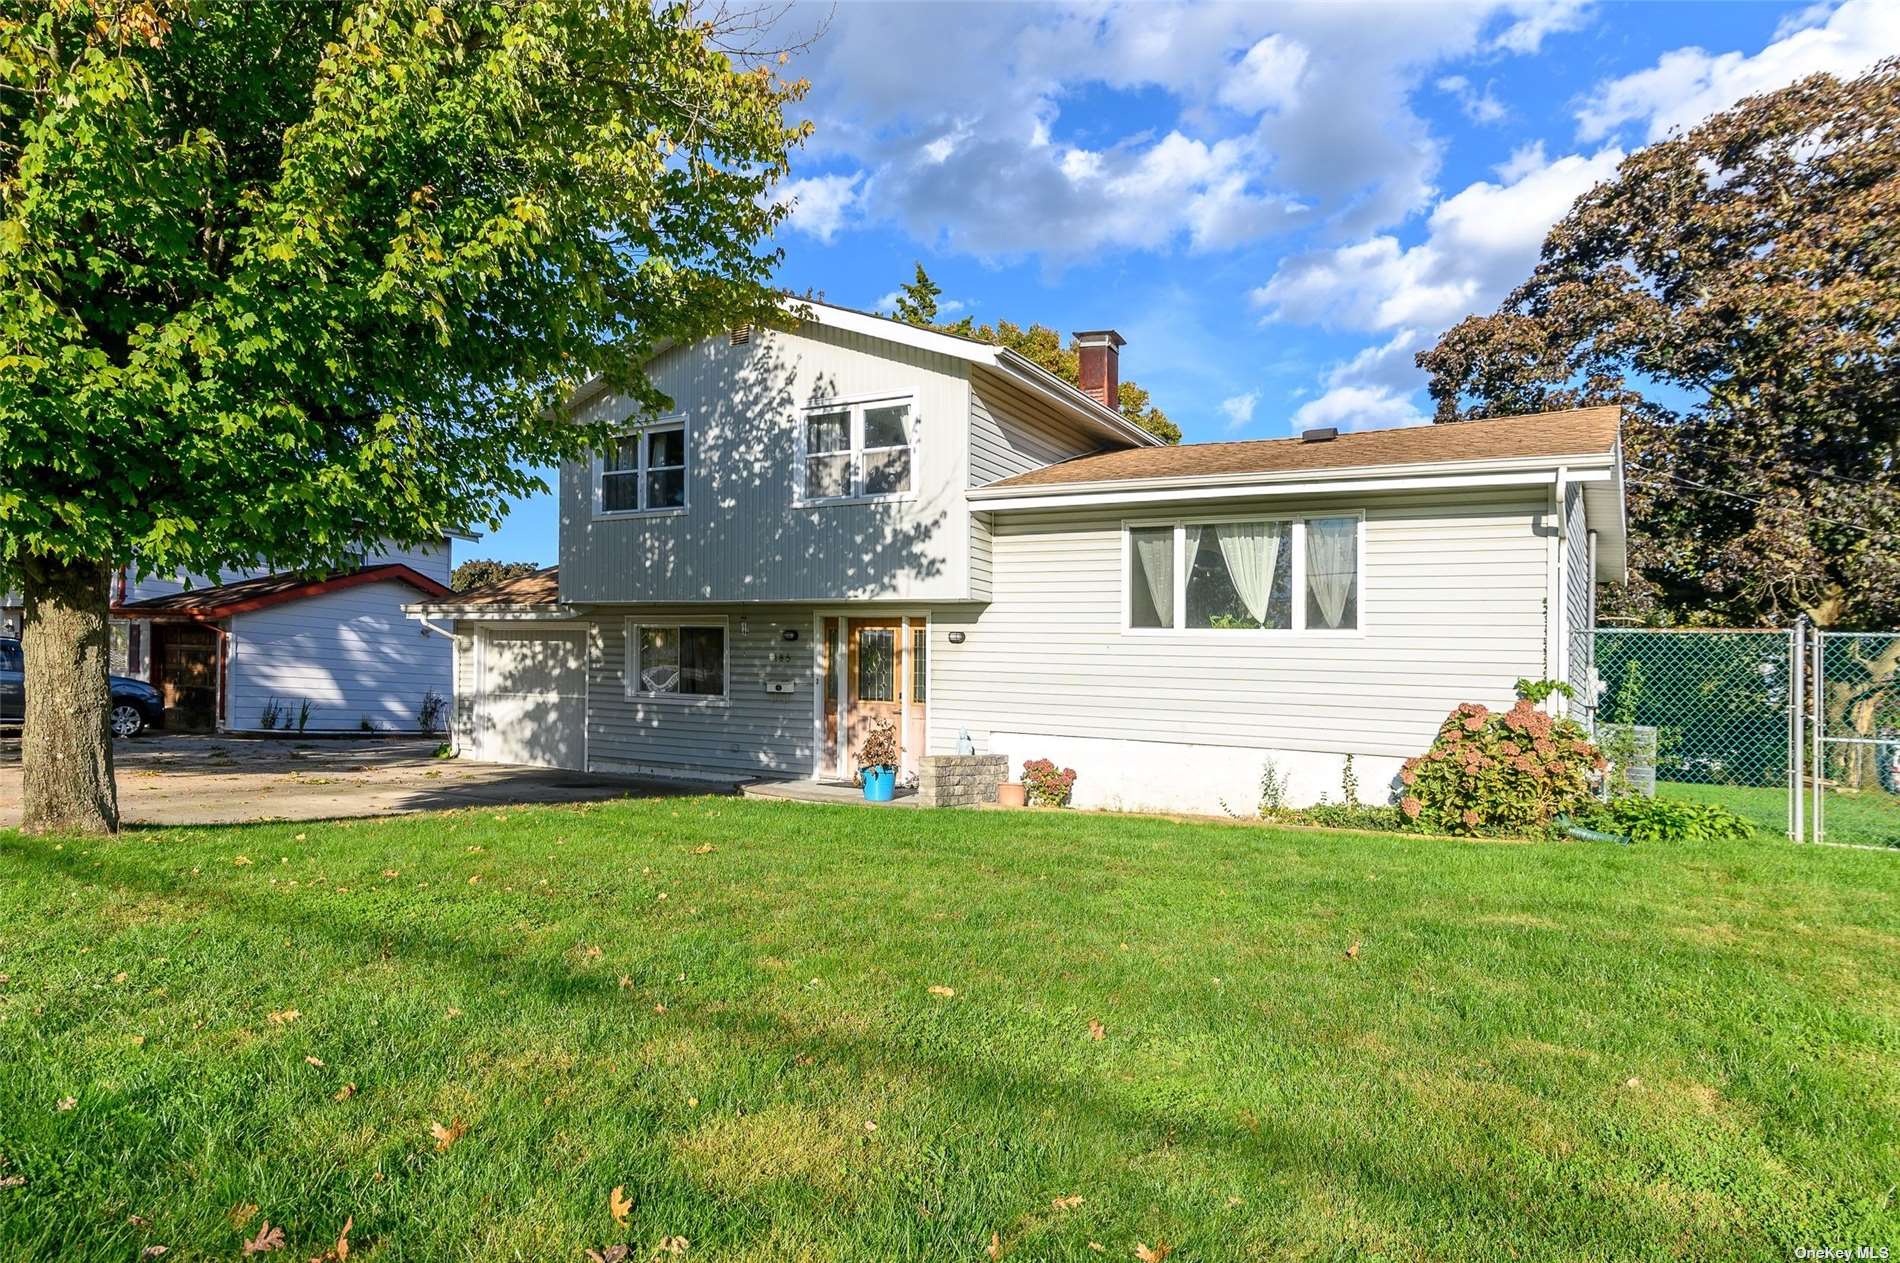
[{"xmin": 2, "ymin": 830, "xmax": 1667, "ymax": 1250}]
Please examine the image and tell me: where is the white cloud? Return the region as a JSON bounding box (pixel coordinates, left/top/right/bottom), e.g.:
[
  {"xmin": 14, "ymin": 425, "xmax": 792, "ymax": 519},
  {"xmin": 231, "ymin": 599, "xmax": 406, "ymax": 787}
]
[
  {"xmin": 779, "ymin": 0, "xmax": 1601, "ymax": 261},
  {"xmin": 1253, "ymin": 145, "xmax": 1623, "ymax": 334},
  {"xmin": 1577, "ymin": 0, "xmax": 1900, "ymax": 142},
  {"xmin": 1437, "ymin": 74, "xmax": 1509, "ymax": 124},
  {"xmin": 1218, "ymin": 34, "xmax": 1308, "ymax": 114},
  {"xmin": 1493, "ymin": 139, "xmax": 1548, "ymax": 182},
  {"xmin": 772, "ymin": 173, "xmax": 862, "ymax": 243},
  {"xmin": 1291, "ymin": 384, "xmax": 1428, "ymax": 433},
  {"xmin": 1219, "ymin": 392, "xmax": 1259, "ymax": 432}
]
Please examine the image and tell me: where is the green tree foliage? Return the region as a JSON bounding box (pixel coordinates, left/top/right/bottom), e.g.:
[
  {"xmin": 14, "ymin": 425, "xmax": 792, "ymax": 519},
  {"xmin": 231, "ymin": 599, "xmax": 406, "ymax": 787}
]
[
  {"xmin": 450, "ymin": 559, "xmax": 542, "ymax": 592},
  {"xmin": 0, "ymin": 0, "xmax": 809, "ymax": 830},
  {"xmin": 897, "ymin": 267, "xmax": 1182, "ymax": 444},
  {"xmin": 1418, "ymin": 60, "xmax": 1900, "ymax": 629},
  {"xmin": 892, "ymin": 262, "xmax": 940, "ymax": 326}
]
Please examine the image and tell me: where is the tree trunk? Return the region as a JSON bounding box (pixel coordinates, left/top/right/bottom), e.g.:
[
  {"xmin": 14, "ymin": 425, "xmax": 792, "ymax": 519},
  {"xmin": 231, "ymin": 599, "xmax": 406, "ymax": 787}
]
[{"xmin": 20, "ymin": 556, "xmax": 119, "ymax": 834}]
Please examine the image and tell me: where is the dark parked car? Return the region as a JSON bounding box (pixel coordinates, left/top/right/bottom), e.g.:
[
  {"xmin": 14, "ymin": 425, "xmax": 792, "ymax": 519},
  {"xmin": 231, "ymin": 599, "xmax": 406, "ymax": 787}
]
[{"xmin": 0, "ymin": 636, "xmax": 165, "ymax": 737}]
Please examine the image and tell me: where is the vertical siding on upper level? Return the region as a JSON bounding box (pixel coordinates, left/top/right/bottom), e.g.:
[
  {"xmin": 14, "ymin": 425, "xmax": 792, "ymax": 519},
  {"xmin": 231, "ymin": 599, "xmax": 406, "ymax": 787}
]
[
  {"xmin": 560, "ymin": 323, "xmax": 973, "ymax": 604},
  {"xmin": 927, "ymin": 489, "xmax": 1553, "ymax": 762},
  {"xmin": 967, "ymin": 370, "xmax": 1120, "ymax": 485},
  {"xmin": 1563, "ymin": 482, "xmax": 1595, "ymax": 713},
  {"xmin": 967, "ymin": 369, "xmax": 1135, "ymax": 606}
]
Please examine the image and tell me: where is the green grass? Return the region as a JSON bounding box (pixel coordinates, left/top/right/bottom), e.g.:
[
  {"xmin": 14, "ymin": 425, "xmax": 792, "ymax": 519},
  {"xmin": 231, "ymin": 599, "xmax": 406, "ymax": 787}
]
[
  {"xmin": 2, "ymin": 800, "xmax": 1897, "ymax": 1261},
  {"xmin": 1662, "ymin": 780, "xmax": 1900, "ymax": 847}
]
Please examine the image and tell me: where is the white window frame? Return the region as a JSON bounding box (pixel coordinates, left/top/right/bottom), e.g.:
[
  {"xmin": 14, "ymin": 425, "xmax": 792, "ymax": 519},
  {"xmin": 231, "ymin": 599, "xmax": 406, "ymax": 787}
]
[
  {"xmin": 794, "ymin": 393, "xmax": 917, "ymax": 506},
  {"xmin": 623, "ymin": 616, "xmax": 730, "ymax": 704},
  {"xmin": 593, "ymin": 414, "xmax": 689, "ymax": 519},
  {"xmin": 1120, "ymin": 510, "xmax": 1366, "ymax": 639}
]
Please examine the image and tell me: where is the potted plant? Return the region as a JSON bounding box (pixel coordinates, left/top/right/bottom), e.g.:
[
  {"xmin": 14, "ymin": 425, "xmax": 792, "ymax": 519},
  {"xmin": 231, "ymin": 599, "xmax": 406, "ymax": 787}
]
[
  {"xmin": 995, "ymin": 780, "xmax": 1027, "ymax": 808},
  {"xmin": 858, "ymin": 719, "xmax": 900, "ymax": 802},
  {"xmin": 1021, "ymin": 758, "xmax": 1077, "ymax": 807}
]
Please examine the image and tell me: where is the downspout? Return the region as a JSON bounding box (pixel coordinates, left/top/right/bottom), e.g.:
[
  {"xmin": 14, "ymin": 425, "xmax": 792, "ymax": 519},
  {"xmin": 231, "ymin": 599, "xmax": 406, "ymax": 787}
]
[{"xmin": 416, "ymin": 616, "xmax": 466, "ymax": 644}]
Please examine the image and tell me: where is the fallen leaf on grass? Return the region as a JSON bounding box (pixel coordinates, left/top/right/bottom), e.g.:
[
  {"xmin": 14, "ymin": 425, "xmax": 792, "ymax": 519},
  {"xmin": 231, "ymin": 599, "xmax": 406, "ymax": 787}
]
[
  {"xmin": 610, "ymin": 1186, "xmax": 633, "ymax": 1226},
  {"xmin": 927, "ymin": 985, "xmax": 955, "ymax": 999},
  {"xmin": 381, "ymin": 870, "xmax": 399, "ymax": 879},
  {"xmin": 113, "ymin": 971, "xmax": 129, "ymax": 984},
  {"xmin": 294, "ymin": 834, "xmax": 306, "ymax": 842},
  {"xmin": 656, "ymin": 1238, "xmax": 688, "ymax": 1257},
  {"xmin": 1051, "ymin": 1194, "xmax": 1084, "ymax": 1210},
  {"xmin": 234, "ymin": 856, "xmax": 253, "ymax": 866},
  {"xmin": 266, "ymin": 1009, "xmax": 301, "ymax": 1026},
  {"xmin": 305, "ymin": 1056, "xmax": 324, "ymax": 1067},
  {"xmin": 241, "ymin": 1220, "xmax": 285, "ymax": 1254},
  {"xmin": 1225, "ymin": 1195, "xmax": 1243, "ymax": 1207},
  {"xmin": 56, "ymin": 1096, "xmax": 76, "ymax": 1111},
  {"xmin": 1345, "ymin": 940, "xmax": 1360, "ymax": 961},
  {"xmin": 0, "ymin": 1176, "xmax": 24, "ymax": 1188},
  {"xmin": 228, "ymin": 1204, "xmax": 258, "ymax": 1230},
  {"xmin": 862, "ymin": 1120, "xmax": 877, "ymax": 1133},
  {"xmin": 308, "ymin": 1215, "xmax": 353, "ymax": 1263},
  {"xmin": 653, "ymin": 1003, "xmax": 667, "ymax": 1014},
  {"xmin": 1088, "ymin": 1246, "xmax": 1104, "ymax": 1254},
  {"xmin": 140, "ymin": 1248, "xmax": 168, "ymax": 1258},
  {"xmin": 1087, "ymin": 1019, "xmax": 1106, "ymax": 1041},
  {"xmin": 430, "ymin": 1117, "xmax": 467, "ymax": 1151},
  {"xmin": 987, "ymin": 1231, "xmax": 1003, "ymax": 1260},
  {"xmin": 444, "ymin": 1008, "xmax": 463, "ymax": 1019},
  {"xmin": 333, "ymin": 1082, "xmax": 356, "ymax": 1101},
  {"xmin": 583, "ymin": 1249, "xmax": 629, "ymax": 1263},
  {"xmin": 1133, "ymin": 1243, "xmax": 1172, "ymax": 1262},
  {"xmin": 691, "ymin": 843, "xmax": 715, "ymax": 855}
]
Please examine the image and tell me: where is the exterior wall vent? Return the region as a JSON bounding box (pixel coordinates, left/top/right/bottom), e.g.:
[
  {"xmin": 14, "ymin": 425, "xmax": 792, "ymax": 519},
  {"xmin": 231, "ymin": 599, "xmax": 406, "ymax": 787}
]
[
  {"xmin": 729, "ymin": 325, "xmax": 752, "ymax": 347},
  {"xmin": 1301, "ymin": 426, "xmax": 1338, "ymax": 443}
]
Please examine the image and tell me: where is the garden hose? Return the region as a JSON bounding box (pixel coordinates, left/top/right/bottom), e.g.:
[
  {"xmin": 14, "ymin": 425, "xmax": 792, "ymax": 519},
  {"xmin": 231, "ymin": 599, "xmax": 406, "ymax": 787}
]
[{"xmin": 1556, "ymin": 814, "xmax": 1633, "ymax": 845}]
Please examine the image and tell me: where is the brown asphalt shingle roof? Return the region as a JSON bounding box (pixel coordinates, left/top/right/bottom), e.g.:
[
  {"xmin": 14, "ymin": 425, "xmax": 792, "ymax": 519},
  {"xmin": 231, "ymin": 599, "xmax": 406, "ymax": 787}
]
[
  {"xmin": 436, "ymin": 566, "xmax": 562, "ymax": 608},
  {"xmin": 982, "ymin": 406, "xmax": 1620, "ymax": 490}
]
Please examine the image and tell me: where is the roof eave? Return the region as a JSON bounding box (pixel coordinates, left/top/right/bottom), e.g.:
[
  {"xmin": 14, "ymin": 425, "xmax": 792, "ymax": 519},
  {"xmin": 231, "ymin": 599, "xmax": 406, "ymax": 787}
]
[{"xmin": 969, "ymin": 449, "xmax": 1619, "ymax": 505}]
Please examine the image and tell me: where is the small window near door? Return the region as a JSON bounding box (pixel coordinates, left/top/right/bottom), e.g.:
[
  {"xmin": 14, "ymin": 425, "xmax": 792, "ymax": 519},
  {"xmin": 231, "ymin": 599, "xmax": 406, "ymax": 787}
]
[
  {"xmin": 912, "ymin": 627, "xmax": 926, "ymax": 702},
  {"xmin": 627, "ymin": 622, "xmax": 727, "ymax": 699},
  {"xmin": 857, "ymin": 628, "xmax": 895, "ymax": 701}
]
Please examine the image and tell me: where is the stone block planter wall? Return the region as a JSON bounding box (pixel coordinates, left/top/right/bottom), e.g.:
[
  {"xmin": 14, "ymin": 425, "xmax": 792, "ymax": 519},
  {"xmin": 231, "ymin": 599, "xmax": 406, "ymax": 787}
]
[{"xmin": 917, "ymin": 754, "xmax": 1009, "ymax": 808}]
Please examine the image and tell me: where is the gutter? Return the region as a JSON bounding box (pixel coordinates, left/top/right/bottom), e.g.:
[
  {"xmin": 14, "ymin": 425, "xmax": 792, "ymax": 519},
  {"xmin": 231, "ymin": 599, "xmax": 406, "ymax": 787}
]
[{"xmin": 969, "ymin": 451, "xmax": 1617, "ymax": 503}]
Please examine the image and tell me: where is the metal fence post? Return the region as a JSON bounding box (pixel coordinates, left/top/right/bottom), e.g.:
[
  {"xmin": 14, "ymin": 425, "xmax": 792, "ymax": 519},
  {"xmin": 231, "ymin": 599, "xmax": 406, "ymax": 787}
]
[
  {"xmin": 1812, "ymin": 625, "xmax": 1825, "ymax": 846},
  {"xmin": 1790, "ymin": 619, "xmax": 1804, "ymax": 843}
]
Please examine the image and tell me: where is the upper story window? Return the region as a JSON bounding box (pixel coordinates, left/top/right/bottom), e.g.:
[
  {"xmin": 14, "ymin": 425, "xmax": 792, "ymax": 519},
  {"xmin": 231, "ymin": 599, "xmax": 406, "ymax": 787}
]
[
  {"xmin": 596, "ymin": 417, "xmax": 687, "ymax": 516},
  {"xmin": 799, "ymin": 397, "xmax": 913, "ymax": 504},
  {"xmin": 1127, "ymin": 513, "xmax": 1361, "ymax": 635}
]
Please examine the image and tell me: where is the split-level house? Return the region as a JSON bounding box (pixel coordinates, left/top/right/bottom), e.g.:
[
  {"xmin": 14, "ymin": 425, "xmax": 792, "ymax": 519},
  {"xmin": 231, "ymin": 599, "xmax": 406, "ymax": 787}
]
[
  {"xmin": 413, "ymin": 301, "xmax": 1625, "ymax": 815},
  {"xmin": 0, "ymin": 538, "xmax": 461, "ymax": 734}
]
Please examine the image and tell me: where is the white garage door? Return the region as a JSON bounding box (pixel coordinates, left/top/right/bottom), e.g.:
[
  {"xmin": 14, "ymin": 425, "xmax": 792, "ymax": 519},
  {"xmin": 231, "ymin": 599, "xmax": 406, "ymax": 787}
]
[{"xmin": 475, "ymin": 630, "xmax": 585, "ymax": 770}]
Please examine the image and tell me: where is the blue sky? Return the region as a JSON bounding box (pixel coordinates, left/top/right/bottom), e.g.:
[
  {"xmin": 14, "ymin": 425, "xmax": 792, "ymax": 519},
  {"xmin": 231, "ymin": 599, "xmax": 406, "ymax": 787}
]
[{"xmin": 475, "ymin": 0, "xmax": 1896, "ymax": 568}]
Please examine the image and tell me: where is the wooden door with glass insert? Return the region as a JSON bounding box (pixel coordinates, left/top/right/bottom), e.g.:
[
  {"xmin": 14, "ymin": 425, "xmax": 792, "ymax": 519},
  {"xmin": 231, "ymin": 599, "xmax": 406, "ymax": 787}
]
[{"xmin": 845, "ymin": 618, "xmax": 903, "ymax": 775}]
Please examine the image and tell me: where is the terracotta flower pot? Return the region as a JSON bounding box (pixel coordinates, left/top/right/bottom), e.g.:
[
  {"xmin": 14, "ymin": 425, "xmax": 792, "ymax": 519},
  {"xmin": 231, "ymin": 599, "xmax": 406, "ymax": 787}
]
[{"xmin": 995, "ymin": 781, "xmax": 1027, "ymax": 808}]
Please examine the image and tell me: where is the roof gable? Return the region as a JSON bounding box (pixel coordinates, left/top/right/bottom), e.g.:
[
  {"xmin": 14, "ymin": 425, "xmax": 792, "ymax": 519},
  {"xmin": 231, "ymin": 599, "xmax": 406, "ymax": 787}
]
[{"xmin": 115, "ymin": 564, "xmax": 451, "ymax": 619}]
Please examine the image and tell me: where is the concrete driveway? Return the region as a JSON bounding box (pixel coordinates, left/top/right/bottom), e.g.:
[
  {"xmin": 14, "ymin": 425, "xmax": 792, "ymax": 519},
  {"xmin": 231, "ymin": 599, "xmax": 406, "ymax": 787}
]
[{"xmin": 0, "ymin": 733, "xmax": 724, "ymax": 828}]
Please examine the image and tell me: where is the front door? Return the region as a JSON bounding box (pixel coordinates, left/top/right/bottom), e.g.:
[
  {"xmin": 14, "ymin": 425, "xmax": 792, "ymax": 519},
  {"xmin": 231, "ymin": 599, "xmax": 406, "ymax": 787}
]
[{"xmin": 834, "ymin": 618, "xmax": 925, "ymax": 779}]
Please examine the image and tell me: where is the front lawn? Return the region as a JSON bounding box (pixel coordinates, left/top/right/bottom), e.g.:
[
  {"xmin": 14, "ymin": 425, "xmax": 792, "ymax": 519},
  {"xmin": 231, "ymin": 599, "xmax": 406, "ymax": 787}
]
[{"xmin": 2, "ymin": 800, "xmax": 1896, "ymax": 1260}]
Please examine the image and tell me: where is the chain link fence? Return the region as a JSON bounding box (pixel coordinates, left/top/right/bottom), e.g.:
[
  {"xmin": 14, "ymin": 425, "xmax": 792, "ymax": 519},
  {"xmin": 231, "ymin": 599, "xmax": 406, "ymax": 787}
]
[
  {"xmin": 1591, "ymin": 629, "xmax": 1798, "ymax": 841},
  {"xmin": 1814, "ymin": 631, "xmax": 1900, "ymax": 848}
]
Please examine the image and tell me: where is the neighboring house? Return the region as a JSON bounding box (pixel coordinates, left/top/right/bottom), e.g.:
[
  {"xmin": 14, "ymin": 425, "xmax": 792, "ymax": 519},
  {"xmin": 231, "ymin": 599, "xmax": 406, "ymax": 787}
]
[
  {"xmin": 108, "ymin": 538, "xmax": 460, "ymax": 733},
  {"xmin": 412, "ymin": 301, "xmax": 1625, "ymax": 815}
]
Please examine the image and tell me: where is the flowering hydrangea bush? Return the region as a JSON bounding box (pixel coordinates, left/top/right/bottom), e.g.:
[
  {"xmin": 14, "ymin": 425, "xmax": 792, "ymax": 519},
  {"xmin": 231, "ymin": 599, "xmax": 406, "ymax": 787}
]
[
  {"xmin": 1399, "ymin": 699, "xmax": 1605, "ymax": 836},
  {"xmin": 1021, "ymin": 758, "xmax": 1078, "ymax": 807}
]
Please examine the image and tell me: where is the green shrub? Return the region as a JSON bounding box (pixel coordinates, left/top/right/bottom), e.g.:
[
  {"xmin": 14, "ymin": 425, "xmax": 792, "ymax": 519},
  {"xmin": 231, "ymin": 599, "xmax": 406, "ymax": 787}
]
[
  {"xmin": 1400, "ymin": 699, "xmax": 1604, "ymax": 836},
  {"xmin": 1285, "ymin": 803, "xmax": 1405, "ymax": 832},
  {"xmin": 1581, "ymin": 795, "xmax": 1752, "ymax": 844}
]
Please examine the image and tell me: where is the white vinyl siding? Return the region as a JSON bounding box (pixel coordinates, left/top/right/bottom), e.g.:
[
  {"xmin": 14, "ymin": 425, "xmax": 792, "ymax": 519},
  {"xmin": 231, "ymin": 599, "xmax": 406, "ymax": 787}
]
[
  {"xmin": 560, "ymin": 322, "xmax": 973, "ymax": 603},
  {"xmin": 928, "ymin": 490, "xmax": 1552, "ymax": 763},
  {"xmin": 226, "ymin": 579, "xmax": 452, "ymax": 733},
  {"xmin": 585, "ymin": 606, "xmax": 819, "ymax": 779}
]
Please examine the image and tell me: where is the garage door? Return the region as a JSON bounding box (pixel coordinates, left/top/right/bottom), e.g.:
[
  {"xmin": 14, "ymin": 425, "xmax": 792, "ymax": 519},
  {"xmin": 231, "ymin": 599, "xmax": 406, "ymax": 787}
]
[{"xmin": 475, "ymin": 630, "xmax": 585, "ymax": 770}]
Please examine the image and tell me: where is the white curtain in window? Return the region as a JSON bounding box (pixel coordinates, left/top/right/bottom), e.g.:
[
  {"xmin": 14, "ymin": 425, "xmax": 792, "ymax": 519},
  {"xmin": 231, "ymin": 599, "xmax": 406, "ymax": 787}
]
[
  {"xmin": 1307, "ymin": 517, "xmax": 1356, "ymax": 628},
  {"xmin": 1134, "ymin": 529, "xmax": 1174, "ymax": 626},
  {"xmin": 1216, "ymin": 521, "xmax": 1282, "ymax": 626}
]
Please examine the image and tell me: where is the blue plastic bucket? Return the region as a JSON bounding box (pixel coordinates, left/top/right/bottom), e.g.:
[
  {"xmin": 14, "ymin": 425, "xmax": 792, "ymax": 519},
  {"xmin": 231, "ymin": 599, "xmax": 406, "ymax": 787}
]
[{"xmin": 861, "ymin": 766, "xmax": 896, "ymax": 801}]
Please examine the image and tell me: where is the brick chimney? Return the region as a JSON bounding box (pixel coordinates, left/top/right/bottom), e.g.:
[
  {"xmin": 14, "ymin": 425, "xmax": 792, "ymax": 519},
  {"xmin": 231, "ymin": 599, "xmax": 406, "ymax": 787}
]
[{"xmin": 1073, "ymin": 330, "xmax": 1125, "ymax": 410}]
